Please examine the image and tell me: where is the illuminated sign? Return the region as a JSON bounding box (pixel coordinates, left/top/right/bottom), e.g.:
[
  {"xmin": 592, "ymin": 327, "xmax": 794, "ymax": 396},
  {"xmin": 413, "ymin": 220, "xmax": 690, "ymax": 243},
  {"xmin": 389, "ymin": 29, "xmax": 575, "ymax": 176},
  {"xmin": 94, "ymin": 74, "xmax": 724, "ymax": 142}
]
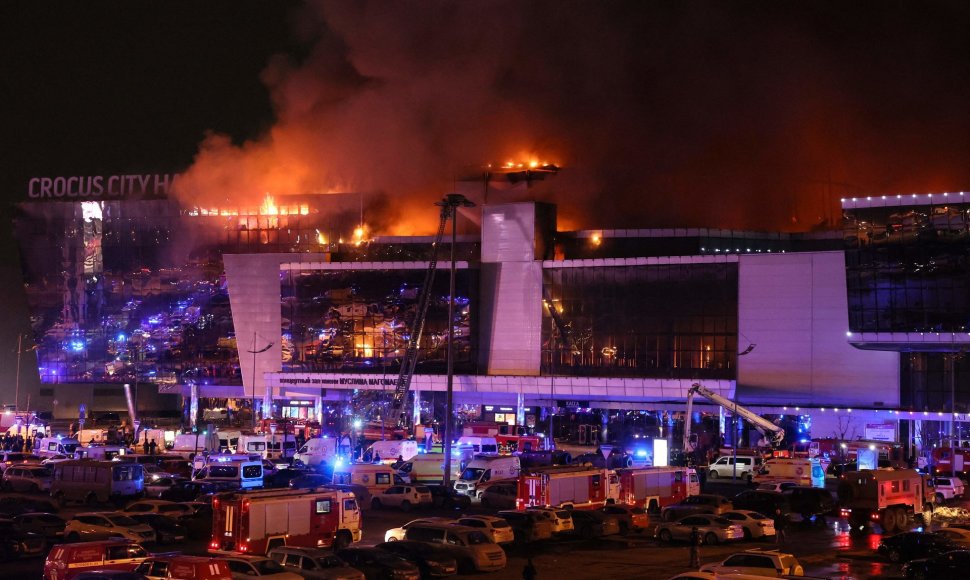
[
  {"xmin": 26, "ymin": 173, "xmax": 181, "ymax": 201},
  {"xmin": 557, "ymin": 400, "xmax": 589, "ymax": 408}
]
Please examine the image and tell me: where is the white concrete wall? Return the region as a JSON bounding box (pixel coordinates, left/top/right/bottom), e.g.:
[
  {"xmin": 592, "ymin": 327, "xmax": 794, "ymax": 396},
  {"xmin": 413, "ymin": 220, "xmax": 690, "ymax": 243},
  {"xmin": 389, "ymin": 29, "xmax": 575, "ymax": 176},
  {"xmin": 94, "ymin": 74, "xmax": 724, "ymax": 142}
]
[
  {"xmin": 737, "ymin": 251, "xmax": 899, "ymax": 407},
  {"xmin": 480, "ymin": 204, "xmax": 542, "ymax": 375}
]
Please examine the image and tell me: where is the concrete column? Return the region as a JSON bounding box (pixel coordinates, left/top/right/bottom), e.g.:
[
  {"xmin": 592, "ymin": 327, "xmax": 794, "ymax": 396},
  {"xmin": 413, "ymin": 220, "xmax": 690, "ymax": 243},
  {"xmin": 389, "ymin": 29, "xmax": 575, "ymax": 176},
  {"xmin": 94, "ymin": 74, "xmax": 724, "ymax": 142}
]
[
  {"xmin": 314, "ymin": 396, "xmax": 323, "ymax": 426},
  {"xmin": 412, "ymin": 389, "xmax": 422, "ymax": 429}
]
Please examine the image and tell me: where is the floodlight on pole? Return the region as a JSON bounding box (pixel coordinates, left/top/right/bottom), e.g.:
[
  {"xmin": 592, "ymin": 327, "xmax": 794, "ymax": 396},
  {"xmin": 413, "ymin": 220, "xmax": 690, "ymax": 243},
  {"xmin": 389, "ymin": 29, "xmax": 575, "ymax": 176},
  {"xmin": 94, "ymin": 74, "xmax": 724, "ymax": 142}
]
[
  {"xmin": 247, "ymin": 333, "xmax": 274, "ymax": 430},
  {"xmin": 437, "ymin": 193, "xmax": 475, "ymax": 488}
]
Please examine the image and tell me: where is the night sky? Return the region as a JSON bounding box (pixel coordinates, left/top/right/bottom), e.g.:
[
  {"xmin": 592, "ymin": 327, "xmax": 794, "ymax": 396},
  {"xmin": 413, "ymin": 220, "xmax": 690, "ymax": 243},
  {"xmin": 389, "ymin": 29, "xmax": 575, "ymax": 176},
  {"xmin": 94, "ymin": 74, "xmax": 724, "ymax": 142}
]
[{"xmin": 3, "ymin": 1, "xmax": 970, "ymax": 393}]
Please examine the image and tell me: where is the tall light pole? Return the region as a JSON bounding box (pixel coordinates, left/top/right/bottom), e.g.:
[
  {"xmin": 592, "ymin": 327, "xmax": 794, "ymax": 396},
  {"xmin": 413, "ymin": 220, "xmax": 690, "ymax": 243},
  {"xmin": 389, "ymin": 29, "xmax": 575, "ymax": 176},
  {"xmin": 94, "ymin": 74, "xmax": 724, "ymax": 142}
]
[
  {"xmin": 248, "ymin": 333, "xmax": 274, "ymax": 430},
  {"xmin": 439, "ymin": 193, "xmax": 474, "ymax": 488}
]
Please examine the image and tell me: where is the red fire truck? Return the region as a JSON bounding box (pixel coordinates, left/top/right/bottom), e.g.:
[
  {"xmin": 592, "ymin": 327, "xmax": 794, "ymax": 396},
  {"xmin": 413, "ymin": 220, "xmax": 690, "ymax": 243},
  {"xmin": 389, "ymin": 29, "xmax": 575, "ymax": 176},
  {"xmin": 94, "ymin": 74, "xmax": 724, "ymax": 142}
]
[
  {"xmin": 615, "ymin": 466, "xmax": 699, "ymax": 512},
  {"xmin": 837, "ymin": 469, "xmax": 931, "ymax": 533},
  {"xmin": 210, "ymin": 487, "xmax": 362, "ymax": 555},
  {"xmin": 516, "ymin": 466, "xmax": 611, "ymax": 510},
  {"xmin": 930, "ymin": 446, "xmax": 970, "ymax": 476}
]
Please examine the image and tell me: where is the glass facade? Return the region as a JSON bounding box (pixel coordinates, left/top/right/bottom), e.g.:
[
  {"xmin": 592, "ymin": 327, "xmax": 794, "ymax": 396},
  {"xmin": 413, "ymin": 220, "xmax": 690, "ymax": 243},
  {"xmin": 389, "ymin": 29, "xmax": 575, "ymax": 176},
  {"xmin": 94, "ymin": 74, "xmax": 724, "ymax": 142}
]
[
  {"xmin": 843, "ymin": 202, "xmax": 970, "ymax": 333},
  {"xmin": 12, "ymin": 194, "xmax": 379, "ymax": 385},
  {"xmin": 541, "ymin": 263, "xmax": 738, "ymax": 379},
  {"xmin": 280, "ymin": 268, "xmax": 477, "ymax": 374}
]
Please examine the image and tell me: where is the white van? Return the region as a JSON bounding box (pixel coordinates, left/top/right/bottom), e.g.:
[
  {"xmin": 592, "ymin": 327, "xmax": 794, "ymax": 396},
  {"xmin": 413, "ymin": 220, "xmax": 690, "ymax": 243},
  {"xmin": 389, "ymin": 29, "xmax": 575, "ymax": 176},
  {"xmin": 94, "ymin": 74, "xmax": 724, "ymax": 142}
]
[
  {"xmin": 216, "ymin": 429, "xmax": 242, "ymax": 453},
  {"xmin": 456, "ymin": 437, "xmax": 499, "ymax": 454},
  {"xmin": 453, "ymin": 455, "xmax": 521, "ymax": 496},
  {"xmin": 753, "ymin": 458, "xmax": 825, "ymax": 488},
  {"xmin": 266, "ymin": 433, "xmax": 297, "ymax": 464},
  {"xmin": 397, "ymin": 453, "xmax": 462, "ymax": 484},
  {"xmin": 366, "ymin": 440, "xmax": 419, "ymax": 463},
  {"xmin": 707, "ymin": 455, "xmax": 763, "ymax": 481},
  {"xmin": 37, "ymin": 437, "xmax": 81, "ymax": 459},
  {"xmin": 294, "ymin": 437, "xmax": 340, "ymax": 468},
  {"xmin": 171, "ymin": 432, "xmax": 220, "ymax": 459},
  {"xmin": 192, "ymin": 458, "xmax": 263, "ymax": 490},
  {"xmin": 236, "ymin": 434, "xmax": 268, "ymax": 456},
  {"xmin": 75, "ymin": 444, "xmax": 131, "ymax": 461}
]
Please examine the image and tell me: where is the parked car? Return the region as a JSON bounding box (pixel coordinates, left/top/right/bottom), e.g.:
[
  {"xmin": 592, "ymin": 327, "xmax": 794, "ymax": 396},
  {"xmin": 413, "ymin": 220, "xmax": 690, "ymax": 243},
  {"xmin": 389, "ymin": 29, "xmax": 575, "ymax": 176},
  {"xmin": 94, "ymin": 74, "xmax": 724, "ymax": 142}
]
[
  {"xmin": 720, "ymin": 510, "xmax": 776, "ymax": 540},
  {"xmin": 221, "ymin": 554, "xmax": 303, "ymax": 579},
  {"xmin": 785, "ymin": 486, "xmax": 835, "ymax": 523},
  {"xmin": 45, "ymin": 540, "xmax": 150, "ymax": 579},
  {"xmin": 456, "ymin": 515, "xmax": 515, "ymax": 544},
  {"xmin": 934, "ymin": 525, "xmax": 970, "ymax": 548},
  {"xmin": 123, "ymin": 500, "xmax": 193, "ymax": 520},
  {"xmin": 289, "ymin": 473, "xmax": 331, "ymax": 490},
  {"xmin": 707, "ymin": 455, "xmax": 762, "ymax": 481},
  {"xmin": 336, "ymin": 547, "xmax": 421, "ymax": 580},
  {"xmin": 74, "ymin": 572, "xmax": 149, "ymax": 580},
  {"xmin": 64, "ymin": 512, "xmax": 156, "ymax": 543},
  {"xmin": 425, "ymin": 485, "xmax": 471, "ymax": 510},
  {"xmin": 384, "ymin": 518, "xmax": 457, "ymax": 542},
  {"xmin": 0, "ymin": 518, "xmax": 46, "ymax": 560},
  {"xmin": 399, "ymin": 522, "xmax": 507, "ymax": 573},
  {"xmin": 268, "ymin": 545, "xmax": 365, "ymax": 580},
  {"xmin": 756, "ymin": 481, "xmax": 798, "ymax": 493},
  {"xmin": 370, "ymin": 485, "xmax": 433, "ymax": 511},
  {"xmin": 932, "ymin": 477, "xmax": 966, "ymax": 503},
  {"xmin": 143, "ymin": 476, "xmax": 185, "ymax": 499},
  {"xmin": 125, "ymin": 514, "xmax": 187, "ymax": 544},
  {"xmin": 601, "ymin": 504, "xmax": 649, "ymax": 535},
  {"xmin": 700, "ymin": 548, "xmax": 804, "ymax": 576},
  {"xmin": 12, "ymin": 512, "xmax": 66, "ymax": 542},
  {"xmin": 661, "ymin": 494, "xmax": 733, "ymax": 521},
  {"xmin": 0, "ymin": 453, "xmax": 42, "ymax": 474},
  {"xmin": 159, "ymin": 480, "xmax": 218, "ymax": 502},
  {"xmin": 0, "ymin": 494, "xmax": 58, "ymax": 515},
  {"xmin": 654, "ymin": 514, "xmax": 746, "ymax": 545},
  {"xmin": 526, "ymin": 507, "xmax": 574, "ymax": 534},
  {"xmin": 2, "ymin": 464, "xmax": 52, "ymax": 492},
  {"xmin": 375, "ymin": 540, "xmax": 459, "ymax": 577},
  {"xmin": 134, "ymin": 555, "xmax": 232, "ymax": 579},
  {"xmin": 903, "ymin": 549, "xmax": 970, "ymax": 579},
  {"xmin": 264, "ymin": 468, "xmax": 307, "ymax": 489},
  {"xmin": 730, "ymin": 490, "xmax": 790, "ymax": 519},
  {"xmin": 877, "ymin": 531, "xmax": 957, "ymax": 563},
  {"xmin": 477, "ymin": 482, "xmax": 517, "ymax": 509},
  {"xmin": 827, "ymin": 461, "xmax": 857, "ymax": 478},
  {"xmin": 497, "ymin": 510, "xmax": 554, "ymax": 544},
  {"xmin": 568, "ymin": 509, "xmax": 621, "ymax": 540}
]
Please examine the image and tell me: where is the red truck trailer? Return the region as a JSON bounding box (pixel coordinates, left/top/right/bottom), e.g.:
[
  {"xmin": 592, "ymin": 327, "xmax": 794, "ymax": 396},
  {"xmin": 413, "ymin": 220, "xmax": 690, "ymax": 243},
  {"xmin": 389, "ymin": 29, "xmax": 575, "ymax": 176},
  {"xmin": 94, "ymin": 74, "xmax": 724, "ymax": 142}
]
[
  {"xmin": 516, "ymin": 466, "xmax": 611, "ymax": 510},
  {"xmin": 615, "ymin": 466, "xmax": 699, "ymax": 512},
  {"xmin": 210, "ymin": 487, "xmax": 362, "ymax": 555}
]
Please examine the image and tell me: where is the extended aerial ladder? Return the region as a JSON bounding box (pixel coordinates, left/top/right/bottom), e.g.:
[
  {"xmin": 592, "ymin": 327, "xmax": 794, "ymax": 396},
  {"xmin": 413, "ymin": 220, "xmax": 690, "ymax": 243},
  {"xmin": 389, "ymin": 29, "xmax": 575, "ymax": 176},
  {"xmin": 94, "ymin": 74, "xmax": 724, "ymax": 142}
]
[
  {"xmin": 683, "ymin": 382, "xmax": 784, "ymax": 452},
  {"xmin": 385, "ymin": 194, "xmax": 474, "ymax": 431}
]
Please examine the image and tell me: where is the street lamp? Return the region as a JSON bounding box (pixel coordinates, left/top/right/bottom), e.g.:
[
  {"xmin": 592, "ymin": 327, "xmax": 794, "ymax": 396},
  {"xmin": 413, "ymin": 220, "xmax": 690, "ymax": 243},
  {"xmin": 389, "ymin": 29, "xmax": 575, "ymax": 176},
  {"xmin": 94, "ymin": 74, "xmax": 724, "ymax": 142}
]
[{"xmin": 248, "ymin": 333, "xmax": 274, "ymax": 430}]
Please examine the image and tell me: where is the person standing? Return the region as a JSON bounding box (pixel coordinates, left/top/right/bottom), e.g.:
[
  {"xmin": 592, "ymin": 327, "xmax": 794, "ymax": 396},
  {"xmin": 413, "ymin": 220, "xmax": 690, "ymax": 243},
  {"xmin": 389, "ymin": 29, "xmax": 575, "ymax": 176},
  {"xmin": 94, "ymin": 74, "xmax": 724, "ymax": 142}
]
[
  {"xmin": 774, "ymin": 508, "xmax": 788, "ymax": 545},
  {"xmin": 148, "ymin": 439, "xmax": 157, "ymax": 455},
  {"xmin": 689, "ymin": 526, "xmax": 701, "ymax": 568},
  {"xmin": 522, "ymin": 557, "xmax": 537, "ymax": 580}
]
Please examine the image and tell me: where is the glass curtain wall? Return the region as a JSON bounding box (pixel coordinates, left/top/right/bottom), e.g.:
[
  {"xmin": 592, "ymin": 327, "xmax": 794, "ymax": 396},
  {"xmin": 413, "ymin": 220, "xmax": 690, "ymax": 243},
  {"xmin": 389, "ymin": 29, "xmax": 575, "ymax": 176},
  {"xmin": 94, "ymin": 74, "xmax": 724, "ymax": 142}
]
[{"xmin": 541, "ymin": 263, "xmax": 737, "ymax": 379}]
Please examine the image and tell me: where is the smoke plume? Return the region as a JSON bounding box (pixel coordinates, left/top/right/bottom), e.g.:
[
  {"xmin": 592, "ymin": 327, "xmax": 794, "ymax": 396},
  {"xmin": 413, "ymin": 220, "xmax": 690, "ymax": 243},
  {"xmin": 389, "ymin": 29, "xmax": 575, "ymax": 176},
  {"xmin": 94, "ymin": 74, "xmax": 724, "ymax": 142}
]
[{"xmin": 175, "ymin": 1, "xmax": 970, "ymax": 234}]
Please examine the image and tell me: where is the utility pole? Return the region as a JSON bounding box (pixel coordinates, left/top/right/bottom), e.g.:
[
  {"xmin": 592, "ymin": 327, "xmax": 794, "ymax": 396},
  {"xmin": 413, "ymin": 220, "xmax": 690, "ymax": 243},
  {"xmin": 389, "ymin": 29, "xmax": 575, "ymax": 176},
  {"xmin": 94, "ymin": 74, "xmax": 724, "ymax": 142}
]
[{"xmin": 440, "ymin": 193, "xmax": 474, "ymax": 488}]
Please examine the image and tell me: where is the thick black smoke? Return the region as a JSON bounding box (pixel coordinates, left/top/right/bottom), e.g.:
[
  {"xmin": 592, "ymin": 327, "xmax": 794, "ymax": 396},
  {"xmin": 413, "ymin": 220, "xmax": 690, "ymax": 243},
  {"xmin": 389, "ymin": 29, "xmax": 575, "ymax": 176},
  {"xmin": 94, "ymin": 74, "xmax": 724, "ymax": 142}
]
[{"xmin": 176, "ymin": 1, "xmax": 970, "ymax": 234}]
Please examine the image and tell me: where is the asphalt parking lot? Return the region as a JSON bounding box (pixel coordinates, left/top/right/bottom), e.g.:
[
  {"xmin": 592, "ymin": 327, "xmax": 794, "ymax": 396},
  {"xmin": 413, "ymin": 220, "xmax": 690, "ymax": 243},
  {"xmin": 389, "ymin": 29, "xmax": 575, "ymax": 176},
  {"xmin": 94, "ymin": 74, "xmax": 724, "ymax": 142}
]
[{"xmin": 7, "ymin": 477, "xmax": 970, "ymax": 579}]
